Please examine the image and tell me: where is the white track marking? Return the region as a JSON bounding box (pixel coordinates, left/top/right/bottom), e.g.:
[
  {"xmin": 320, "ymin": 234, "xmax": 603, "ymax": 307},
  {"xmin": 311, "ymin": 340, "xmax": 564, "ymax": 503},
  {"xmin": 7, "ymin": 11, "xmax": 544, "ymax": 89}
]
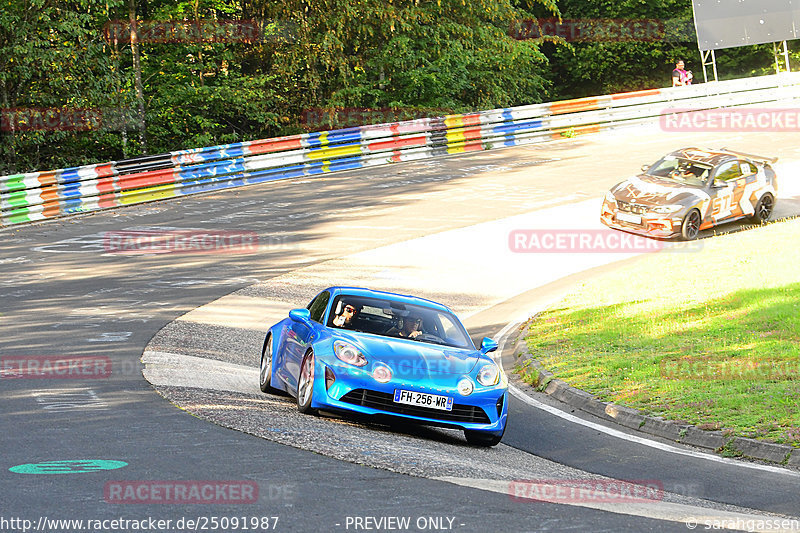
[
  {"xmin": 494, "ymin": 320, "xmax": 799, "ymax": 478},
  {"xmin": 435, "ymin": 477, "xmax": 800, "ymax": 532},
  {"xmin": 508, "ymin": 384, "xmax": 798, "ymax": 477},
  {"xmin": 143, "ymin": 351, "xmax": 259, "ymax": 395}
]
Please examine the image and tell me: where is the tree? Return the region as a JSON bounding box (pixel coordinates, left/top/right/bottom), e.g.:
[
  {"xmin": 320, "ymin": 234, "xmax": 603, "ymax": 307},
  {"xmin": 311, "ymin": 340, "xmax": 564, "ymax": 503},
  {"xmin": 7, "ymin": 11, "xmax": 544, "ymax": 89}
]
[
  {"xmin": 248, "ymin": 0, "xmax": 559, "ymax": 127},
  {"xmin": 0, "ymin": 0, "xmax": 125, "ymax": 174},
  {"xmin": 538, "ymin": 0, "xmax": 784, "ymax": 99}
]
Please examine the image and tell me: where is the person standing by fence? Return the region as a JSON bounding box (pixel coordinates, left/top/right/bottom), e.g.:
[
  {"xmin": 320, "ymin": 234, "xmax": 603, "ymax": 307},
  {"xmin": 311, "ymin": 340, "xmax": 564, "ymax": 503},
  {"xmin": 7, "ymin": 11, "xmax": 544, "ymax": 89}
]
[{"xmin": 672, "ymin": 60, "xmax": 692, "ymax": 86}]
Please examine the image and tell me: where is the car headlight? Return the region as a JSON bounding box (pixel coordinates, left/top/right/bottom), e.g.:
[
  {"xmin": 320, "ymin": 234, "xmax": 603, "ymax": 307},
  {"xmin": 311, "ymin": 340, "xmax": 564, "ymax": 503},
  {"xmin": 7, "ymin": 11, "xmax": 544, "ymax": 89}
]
[
  {"xmin": 605, "ymin": 192, "xmax": 617, "ymax": 203},
  {"xmin": 650, "ymin": 204, "xmax": 683, "ymax": 214},
  {"xmin": 457, "ymin": 378, "xmax": 474, "ymax": 396},
  {"xmin": 372, "ymin": 363, "xmax": 392, "ymax": 383},
  {"xmin": 477, "ymin": 363, "xmax": 500, "ymax": 386},
  {"xmin": 333, "ymin": 340, "xmax": 367, "ymax": 367}
]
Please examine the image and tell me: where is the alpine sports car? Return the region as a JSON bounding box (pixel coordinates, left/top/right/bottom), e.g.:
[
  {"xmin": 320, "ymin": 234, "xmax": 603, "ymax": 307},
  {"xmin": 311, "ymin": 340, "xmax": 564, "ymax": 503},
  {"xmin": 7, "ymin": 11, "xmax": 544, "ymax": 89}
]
[
  {"xmin": 259, "ymin": 287, "xmax": 508, "ymax": 446},
  {"xmin": 601, "ymin": 147, "xmax": 778, "ymax": 240}
]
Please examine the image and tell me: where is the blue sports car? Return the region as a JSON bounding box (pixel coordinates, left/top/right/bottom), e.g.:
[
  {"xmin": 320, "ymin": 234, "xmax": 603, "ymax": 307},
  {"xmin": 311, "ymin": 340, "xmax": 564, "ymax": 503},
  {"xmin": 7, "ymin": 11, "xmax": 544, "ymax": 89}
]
[{"xmin": 259, "ymin": 287, "xmax": 508, "ymax": 446}]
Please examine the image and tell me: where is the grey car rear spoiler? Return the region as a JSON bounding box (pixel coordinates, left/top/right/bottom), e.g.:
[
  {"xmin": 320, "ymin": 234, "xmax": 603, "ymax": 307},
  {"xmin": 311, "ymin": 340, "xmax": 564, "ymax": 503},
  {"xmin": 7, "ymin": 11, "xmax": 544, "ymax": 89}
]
[{"xmin": 719, "ymin": 148, "xmax": 779, "ymax": 164}]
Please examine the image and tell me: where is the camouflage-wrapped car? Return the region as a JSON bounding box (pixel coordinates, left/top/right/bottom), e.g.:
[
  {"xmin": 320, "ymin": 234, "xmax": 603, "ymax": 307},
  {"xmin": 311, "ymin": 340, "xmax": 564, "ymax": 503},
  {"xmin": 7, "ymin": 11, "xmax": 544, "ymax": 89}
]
[{"xmin": 601, "ymin": 148, "xmax": 777, "ymax": 240}]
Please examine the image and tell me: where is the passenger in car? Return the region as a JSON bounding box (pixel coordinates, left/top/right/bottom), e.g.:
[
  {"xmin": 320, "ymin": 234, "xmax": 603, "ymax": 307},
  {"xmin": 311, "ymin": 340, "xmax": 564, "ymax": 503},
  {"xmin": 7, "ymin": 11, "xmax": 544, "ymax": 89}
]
[{"xmin": 332, "ymin": 302, "xmax": 359, "ymax": 328}]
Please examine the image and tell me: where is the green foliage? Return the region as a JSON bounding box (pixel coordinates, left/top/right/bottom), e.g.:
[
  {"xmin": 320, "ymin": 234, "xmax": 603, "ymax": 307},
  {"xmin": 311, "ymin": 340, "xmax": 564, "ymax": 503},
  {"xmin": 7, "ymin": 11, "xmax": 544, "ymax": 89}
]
[
  {"xmin": 541, "ymin": 0, "xmax": 785, "ymax": 99},
  {"xmin": 519, "ymin": 219, "xmax": 800, "ymax": 447},
  {"xmin": 0, "ymin": 0, "xmax": 788, "ymax": 174},
  {"xmin": 252, "ymin": 0, "xmax": 556, "ymax": 117},
  {"xmin": 1, "ymin": 0, "xmax": 559, "ymax": 173},
  {"xmin": 0, "ymin": 0, "xmax": 125, "ymax": 172}
]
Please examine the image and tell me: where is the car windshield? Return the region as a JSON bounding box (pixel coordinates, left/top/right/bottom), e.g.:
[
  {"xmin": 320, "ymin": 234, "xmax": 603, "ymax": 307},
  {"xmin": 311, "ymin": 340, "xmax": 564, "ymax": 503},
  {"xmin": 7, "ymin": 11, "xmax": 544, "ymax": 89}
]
[
  {"xmin": 326, "ymin": 295, "xmax": 474, "ymax": 350},
  {"xmin": 645, "ymin": 156, "xmax": 711, "ymax": 187}
]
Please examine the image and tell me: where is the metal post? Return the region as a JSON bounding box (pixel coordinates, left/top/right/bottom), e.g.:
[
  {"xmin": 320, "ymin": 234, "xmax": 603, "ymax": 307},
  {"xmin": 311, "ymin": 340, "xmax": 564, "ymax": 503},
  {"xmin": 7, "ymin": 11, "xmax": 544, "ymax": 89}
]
[
  {"xmin": 783, "ymin": 41, "xmax": 791, "ymax": 73},
  {"xmin": 773, "ymin": 41, "xmax": 792, "ymax": 74},
  {"xmin": 700, "ymin": 49, "xmax": 718, "ymax": 83},
  {"xmin": 701, "ymin": 50, "xmax": 709, "ymax": 83},
  {"xmin": 711, "ymin": 49, "xmax": 718, "ymax": 82}
]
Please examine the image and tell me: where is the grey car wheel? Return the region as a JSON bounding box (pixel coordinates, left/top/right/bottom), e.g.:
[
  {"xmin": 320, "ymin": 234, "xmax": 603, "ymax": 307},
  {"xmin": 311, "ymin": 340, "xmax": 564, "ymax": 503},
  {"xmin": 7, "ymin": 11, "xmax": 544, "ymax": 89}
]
[
  {"xmin": 680, "ymin": 210, "xmax": 701, "ymax": 241},
  {"xmin": 259, "ymin": 334, "xmax": 279, "ymax": 393},
  {"xmin": 297, "ymin": 350, "xmax": 316, "ymax": 414},
  {"xmin": 750, "ymin": 193, "xmax": 774, "ymax": 224}
]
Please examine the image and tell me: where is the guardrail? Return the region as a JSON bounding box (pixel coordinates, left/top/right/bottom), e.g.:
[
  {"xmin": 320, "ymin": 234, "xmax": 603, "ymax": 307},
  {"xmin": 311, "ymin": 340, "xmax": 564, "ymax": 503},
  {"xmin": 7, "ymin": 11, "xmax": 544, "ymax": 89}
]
[{"xmin": 3, "ymin": 72, "xmax": 800, "ymax": 227}]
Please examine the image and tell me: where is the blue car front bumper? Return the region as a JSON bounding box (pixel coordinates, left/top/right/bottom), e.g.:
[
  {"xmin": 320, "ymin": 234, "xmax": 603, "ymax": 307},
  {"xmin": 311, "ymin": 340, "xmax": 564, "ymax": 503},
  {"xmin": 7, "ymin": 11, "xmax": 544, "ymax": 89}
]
[{"xmin": 310, "ymin": 359, "xmax": 507, "ymax": 435}]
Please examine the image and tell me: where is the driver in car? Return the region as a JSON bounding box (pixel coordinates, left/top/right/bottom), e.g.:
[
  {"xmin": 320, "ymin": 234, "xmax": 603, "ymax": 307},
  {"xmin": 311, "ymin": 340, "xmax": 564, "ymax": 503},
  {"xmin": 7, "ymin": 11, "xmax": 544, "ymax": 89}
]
[
  {"xmin": 671, "ymin": 162, "xmax": 696, "ymax": 180},
  {"xmin": 388, "ymin": 314, "xmax": 423, "ymax": 339}
]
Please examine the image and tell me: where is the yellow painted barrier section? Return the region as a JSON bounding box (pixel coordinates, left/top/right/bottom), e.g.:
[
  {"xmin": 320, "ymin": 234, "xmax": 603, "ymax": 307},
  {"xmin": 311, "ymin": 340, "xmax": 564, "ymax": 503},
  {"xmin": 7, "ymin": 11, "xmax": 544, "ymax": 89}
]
[
  {"xmin": 119, "ymin": 183, "xmax": 178, "ymax": 205},
  {"xmin": 445, "ymin": 115, "xmax": 467, "ymax": 150},
  {"xmin": 445, "ymin": 138, "xmax": 484, "ymax": 155},
  {"xmin": 305, "ymin": 144, "xmax": 363, "ymax": 161},
  {"xmin": 444, "ymin": 115, "xmax": 465, "ymax": 128}
]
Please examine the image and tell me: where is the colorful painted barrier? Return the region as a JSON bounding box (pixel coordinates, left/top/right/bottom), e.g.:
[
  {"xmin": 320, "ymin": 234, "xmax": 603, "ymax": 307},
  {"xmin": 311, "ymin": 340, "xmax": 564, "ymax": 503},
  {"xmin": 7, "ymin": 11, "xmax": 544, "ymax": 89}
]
[{"xmin": 3, "ymin": 72, "xmax": 800, "ymax": 226}]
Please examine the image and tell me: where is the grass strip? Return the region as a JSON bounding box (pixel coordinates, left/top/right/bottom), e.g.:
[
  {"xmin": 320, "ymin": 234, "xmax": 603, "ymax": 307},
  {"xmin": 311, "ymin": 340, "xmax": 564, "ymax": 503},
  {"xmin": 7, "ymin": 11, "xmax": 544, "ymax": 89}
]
[{"xmin": 521, "ymin": 218, "xmax": 800, "ymax": 446}]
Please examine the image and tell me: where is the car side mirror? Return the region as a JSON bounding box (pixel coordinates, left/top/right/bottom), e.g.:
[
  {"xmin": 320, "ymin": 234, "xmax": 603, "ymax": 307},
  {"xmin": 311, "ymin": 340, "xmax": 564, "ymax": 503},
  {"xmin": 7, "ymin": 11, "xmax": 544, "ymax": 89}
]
[
  {"xmin": 480, "ymin": 337, "xmax": 498, "ymax": 354},
  {"xmin": 641, "ymin": 164, "xmax": 650, "ymax": 172},
  {"xmin": 288, "ymin": 308, "xmax": 312, "ymax": 324}
]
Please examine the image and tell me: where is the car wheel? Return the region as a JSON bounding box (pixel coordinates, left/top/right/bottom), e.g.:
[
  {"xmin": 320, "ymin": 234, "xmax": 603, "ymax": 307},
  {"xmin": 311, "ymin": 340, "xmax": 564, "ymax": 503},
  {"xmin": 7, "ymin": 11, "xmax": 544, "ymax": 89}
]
[
  {"xmin": 297, "ymin": 350, "xmax": 317, "ymax": 414},
  {"xmin": 259, "ymin": 334, "xmax": 279, "ymax": 394},
  {"xmin": 464, "ymin": 428, "xmax": 504, "ymax": 447},
  {"xmin": 750, "ymin": 193, "xmax": 774, "ymax": 224},
  {"xmin": 680, "ymin": 210, "xmax": 701, "ymax": 241}
]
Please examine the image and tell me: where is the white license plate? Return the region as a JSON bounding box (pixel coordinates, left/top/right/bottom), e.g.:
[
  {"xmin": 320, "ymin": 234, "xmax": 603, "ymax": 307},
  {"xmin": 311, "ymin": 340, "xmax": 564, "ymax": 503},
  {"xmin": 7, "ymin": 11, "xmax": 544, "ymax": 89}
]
[
  {"xmin": 393, "ymin": 389, "xmax": 453, "ymax": 411},
  {"xmin": 616, "ymin": 212, "xmax": 642, "ymax": 225}
]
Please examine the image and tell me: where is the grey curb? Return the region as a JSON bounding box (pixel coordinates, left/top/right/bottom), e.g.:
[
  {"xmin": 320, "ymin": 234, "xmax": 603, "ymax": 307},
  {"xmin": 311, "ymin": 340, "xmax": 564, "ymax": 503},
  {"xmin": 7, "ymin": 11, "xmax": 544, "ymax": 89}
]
[
  {"xmin": 730, "ymin": 438, "xmax": 793, "ymax": 465},
  {"xmin": 509, "ymin": 334, "xmax": 797, "ymax": 467}
]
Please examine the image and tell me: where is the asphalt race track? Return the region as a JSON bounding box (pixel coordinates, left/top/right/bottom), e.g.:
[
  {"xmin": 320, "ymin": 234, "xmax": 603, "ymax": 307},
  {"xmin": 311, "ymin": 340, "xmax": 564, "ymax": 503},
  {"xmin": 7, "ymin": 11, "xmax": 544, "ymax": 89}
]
[{"xmin": 2, "ymin": 124, "xmax": 800, "ymax": 533}]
